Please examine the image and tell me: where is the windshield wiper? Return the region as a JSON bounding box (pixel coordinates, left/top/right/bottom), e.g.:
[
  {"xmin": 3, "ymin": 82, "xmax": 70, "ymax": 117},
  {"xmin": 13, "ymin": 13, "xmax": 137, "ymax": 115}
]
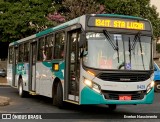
[
  {"xmin": 131, "ymin": 32, "xmax": 145, "ymax": 70},
  {"xmin": 138, "ymin": 36, "xmax": 145, "ymax": 70},
  {"xmin": 115, "ymin": 36, "xmax": 120, "ymax": 63},
  {"xmin": 131, "ymin": 31, "xmax": 141, "ymax": 50},
  {"xmin": 128, "ymin": 37, "xmax": 131, "ymax": 64},
  {"xmin": 117, "ymin": 61, "xmax": 124, "ymax": 69},
  {"xmin": 103, "ymin": 30, "xmax": 119, "ymax": 63},
  {"xmin": 103, "ymin": 30, "xmax": 118, "ymax": 50}
]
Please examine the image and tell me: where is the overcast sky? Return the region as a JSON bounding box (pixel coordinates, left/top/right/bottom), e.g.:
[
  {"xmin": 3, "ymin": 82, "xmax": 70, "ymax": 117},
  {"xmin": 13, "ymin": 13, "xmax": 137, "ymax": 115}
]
[{"xmin": 150, "ymin": 0, "xmax": 160, "ymax": 15}]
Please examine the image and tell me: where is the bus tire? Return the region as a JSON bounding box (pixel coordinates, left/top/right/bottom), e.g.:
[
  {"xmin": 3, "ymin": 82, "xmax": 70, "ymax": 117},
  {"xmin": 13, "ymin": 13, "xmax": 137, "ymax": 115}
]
[
  {"xmin": 18, "ymin": 79, "xmax": 27, "ymax": 98},
  {"xmin": 155, "ymin": 82, "xmax": 160, "ymax": 92},
  {"xmin": 108, "ymin": 104, "xmax": 117, "ymax": 111},
  {"xmin": 54, "ymin": 82, "xmax": 65, "ymax": 108}
]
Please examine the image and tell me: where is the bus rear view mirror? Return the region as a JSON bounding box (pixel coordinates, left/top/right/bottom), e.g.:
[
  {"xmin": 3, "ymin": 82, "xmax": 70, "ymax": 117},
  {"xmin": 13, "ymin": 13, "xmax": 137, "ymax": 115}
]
[
  {"xmin": 80, "ymin": 50, "xmax": 88, "ymax": 58},
  {"xmin": 79, "ymin": 33, "xmax": 87, "ymax": 48}
]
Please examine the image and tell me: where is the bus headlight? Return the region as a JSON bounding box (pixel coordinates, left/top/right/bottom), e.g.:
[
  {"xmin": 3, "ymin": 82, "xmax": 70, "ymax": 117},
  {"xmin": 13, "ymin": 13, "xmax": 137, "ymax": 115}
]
[
  {"xmin": 84, "ymin": 79, "xmax": 92, "ymax": 87},
  {"xmin": 84, "ymin": 79, "xmax": 101, "ymax": 94},
  {"xmin": 146, "ymin": 81, "xmax": 154, "ymax": 93}
]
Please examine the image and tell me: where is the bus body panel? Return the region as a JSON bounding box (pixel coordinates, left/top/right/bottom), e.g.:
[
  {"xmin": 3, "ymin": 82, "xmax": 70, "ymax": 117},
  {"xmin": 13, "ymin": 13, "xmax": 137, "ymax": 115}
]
[
  {"xmin": 35, "ymin": 62, "xmax": 53, "ymax": 97},
  {"xmin": 80, "ymin": 86, "xmax": 154, "ymax": 104},
  {"xmin": 79, "ymin": 65, "xmax": 154, "ymax": 105},
  {"xmin": 7, "ymin": 63, "xmax": 12, "ymax": 85},
  {"xmin": 93, "ymin": 77, "xmax": 152, "ymax": 91},
  {"xmin": 7, "ymin": 62, "xmax": 29, "ymax": 91},
  {"xmin": 35, "ymin": 61, "xmax": 65, "ymax": 97}
]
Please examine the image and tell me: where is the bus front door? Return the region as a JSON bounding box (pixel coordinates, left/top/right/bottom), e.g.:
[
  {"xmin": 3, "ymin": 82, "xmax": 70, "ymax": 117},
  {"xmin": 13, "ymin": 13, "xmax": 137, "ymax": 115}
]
[
  {"xmin": 65, "ymin": 29, "xmax": 80, "ymax": 103},
  {"xmin": 29, "ymin": 41, "xmax": 37, "ymax": 91}
]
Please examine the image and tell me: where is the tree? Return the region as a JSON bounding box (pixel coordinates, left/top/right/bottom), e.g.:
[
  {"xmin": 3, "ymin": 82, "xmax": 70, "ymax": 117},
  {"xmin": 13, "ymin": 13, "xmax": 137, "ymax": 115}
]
[
  {"xmin": 1, "ymin": 0, "xmax": 160, "ymax": 42},
  {"xmin": 103, "ymin": 0, "xmax": 160, "ymax": 39},
  {"xmin": 57, "ymin": 0, "xmax": 102, "ymax": 21},
  {"xmin": 0, "ymin": 0, "xmax": 56, "ymax": 42},
  {"xmin": 51, "ymin": 0, "xmax": 160, "ymax": 38},
  {"xmin": 46, "ymin": 12, "xmax": 65, "ymax": 23}
]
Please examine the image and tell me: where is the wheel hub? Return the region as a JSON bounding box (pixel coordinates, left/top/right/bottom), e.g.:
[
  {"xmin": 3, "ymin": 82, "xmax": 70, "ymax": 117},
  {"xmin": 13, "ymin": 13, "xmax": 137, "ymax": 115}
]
[
  {"xmin": 19, "ymin": 84, "xmax": 22, "ymax": 95},
  {"xmin": 157, "ymin": 84, "xmax": 160, "ymax": 90}
]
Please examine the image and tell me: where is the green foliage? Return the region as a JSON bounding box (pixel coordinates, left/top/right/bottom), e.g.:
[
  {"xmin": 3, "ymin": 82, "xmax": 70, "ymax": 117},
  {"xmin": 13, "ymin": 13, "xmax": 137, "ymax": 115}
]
[
  {"xmin": 60, "ymin": 0, "xmax": 100, "ymax": 21},
  {"xmin": 156, "ymin": 43, "xmax": 160, "ymax": 53},
  {"xmin": 0, "ymin": 0, "xmax": 55, "ymax": 42},
  {"xmin": 0, "ymin": 0, "xmax": 160, "ymax": 42},
  {"xmin": 56, "ymin": 0, "xmax": 160, "ymax": 39},
  {"xmin": 104, "ymin": 0, "xmax": 160, "ymax": 39}
]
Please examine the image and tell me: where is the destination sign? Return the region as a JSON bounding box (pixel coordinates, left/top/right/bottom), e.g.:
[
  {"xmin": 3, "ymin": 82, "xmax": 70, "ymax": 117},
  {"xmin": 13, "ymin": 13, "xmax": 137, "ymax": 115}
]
[{"xmin": 88, "ymin": 17, "xmax": 151, "ymax": 31}]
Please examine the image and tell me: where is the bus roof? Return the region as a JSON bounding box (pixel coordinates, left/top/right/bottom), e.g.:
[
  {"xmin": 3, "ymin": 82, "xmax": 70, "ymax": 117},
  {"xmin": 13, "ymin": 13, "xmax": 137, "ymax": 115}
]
[
  {"xmin": 9, "ymin": 14, "xmax": 148, "ymax": 46},
  {"xmin": 9, "ymin": 15, "xmax": 82, "ymax": 46},
  {"xmin": 96, "ymin": 14, "xmax": 144, "ymax": 20}
]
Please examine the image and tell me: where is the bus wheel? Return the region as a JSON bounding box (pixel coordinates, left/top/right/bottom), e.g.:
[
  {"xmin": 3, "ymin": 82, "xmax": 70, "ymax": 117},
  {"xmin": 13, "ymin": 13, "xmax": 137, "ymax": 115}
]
[
  {"xmin": 108, "ymin": 104, "xmax": 117, "ymax": 111},
  {"xmin": 54, "ymin": 82, "xmax": 65, "ymax": 108},
  {"xmin": 155, "ymin": 82, "xmax": 160, "ymax": 92},
  {"xmin": 18, "ymin": 79, "xmax": 27, "ymax": 97}
]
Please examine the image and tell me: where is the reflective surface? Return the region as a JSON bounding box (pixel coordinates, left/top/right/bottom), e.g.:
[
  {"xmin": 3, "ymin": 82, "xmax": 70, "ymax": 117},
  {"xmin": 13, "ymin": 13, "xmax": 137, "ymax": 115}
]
[{"xmin": 83, "ymin": 32, "xmax": 152, "ymax": 70}]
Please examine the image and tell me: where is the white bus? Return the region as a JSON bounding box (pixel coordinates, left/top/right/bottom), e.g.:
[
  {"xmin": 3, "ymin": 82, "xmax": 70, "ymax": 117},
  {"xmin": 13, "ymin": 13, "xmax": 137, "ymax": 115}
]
[{"xmin": 7, "ymin": 14, "xmax": 154, "ymax": 110}]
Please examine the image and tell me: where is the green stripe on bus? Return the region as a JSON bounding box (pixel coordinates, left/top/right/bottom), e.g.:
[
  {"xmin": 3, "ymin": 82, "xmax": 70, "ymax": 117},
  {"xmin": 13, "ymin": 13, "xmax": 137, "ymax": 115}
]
[
  {"xmin": 97, "ymin": 14, "xmax": 144, "ymax": 20},
  {"xmin": 36, "ymin": 17, "xmax": 81, "ymax": 38},
  {"xmin": 36, "ymin": 25, "xmax": 68, "ymax": 37},
  {"xmin": 42, "ymin": 61, "xmax": 65, "ymax": 79}
]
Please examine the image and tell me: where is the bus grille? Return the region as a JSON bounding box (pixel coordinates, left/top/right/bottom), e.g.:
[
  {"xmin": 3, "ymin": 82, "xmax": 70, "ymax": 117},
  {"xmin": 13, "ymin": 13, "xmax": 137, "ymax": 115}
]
[
  {"xmin": 97, "ymin": 73, "xmax": 150, "ymax": 82},
  {"xmin": 101, "ymin": 90, "xmax": 146, "ymax": 100}
]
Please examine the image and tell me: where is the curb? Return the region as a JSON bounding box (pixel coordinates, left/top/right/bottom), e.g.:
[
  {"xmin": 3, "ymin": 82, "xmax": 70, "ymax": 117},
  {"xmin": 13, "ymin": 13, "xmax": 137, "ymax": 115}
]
[
  {"xmin": 0, "ymin": 83, "xmax": 9, "ymax": 86},
  {"xmin": 0, "ymin": 96, "xmax": 10, "ymax": 106}
]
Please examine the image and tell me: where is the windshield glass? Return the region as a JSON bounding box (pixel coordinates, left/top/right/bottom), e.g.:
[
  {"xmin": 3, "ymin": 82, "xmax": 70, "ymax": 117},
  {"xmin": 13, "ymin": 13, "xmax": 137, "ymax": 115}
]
[{"xmin": 83, "ymin": 32, "xmax": 152, "ymax": 70}]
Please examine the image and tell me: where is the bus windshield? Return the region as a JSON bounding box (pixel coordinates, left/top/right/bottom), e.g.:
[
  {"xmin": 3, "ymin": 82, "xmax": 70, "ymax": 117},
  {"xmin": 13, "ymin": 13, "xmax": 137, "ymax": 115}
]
[{"xmin": 83, "ymin": 32, "xmax": 151, "ymax": 70}]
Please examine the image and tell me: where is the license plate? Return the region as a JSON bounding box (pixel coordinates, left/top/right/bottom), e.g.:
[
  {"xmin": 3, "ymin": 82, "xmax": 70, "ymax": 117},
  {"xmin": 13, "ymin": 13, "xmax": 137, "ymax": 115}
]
[{"xmin": 119, "ymin": 95, "xmax": 131, "ymax": 100}]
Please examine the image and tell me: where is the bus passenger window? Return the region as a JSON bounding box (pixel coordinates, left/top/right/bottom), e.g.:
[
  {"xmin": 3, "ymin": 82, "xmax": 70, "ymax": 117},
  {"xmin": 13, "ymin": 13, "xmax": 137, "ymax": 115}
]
[
  {"xmin": 54, "ymin": 32, "xmax": 65, "ymax": 59},
  {"xmin": 9, "ymin": 47, "xmax": 13, "ymax": 64},
  {"xmin": 42, "ymin": 48, "xmax": 46, "ymax": 61},
  {"xmin": 45, "ymin": 35, "xmax": 54, "ymax": 60},
  {"xmin": 15, "ymin": 47, "xmax": 19, "ymax": 63},
  {"xmin": 38, "ymin": 38, "xmax": 45, "ymax": 61},
  {"xmin": 24, "ymin": 43, "xmax": 29, "ymax": 62},
  {"xmin": 19, "ymin": 44, "xmax": 24, "ymax": 62},
  {"xmin": 60, "ymin": 45, "xmax": 65, "ymax": 58}
]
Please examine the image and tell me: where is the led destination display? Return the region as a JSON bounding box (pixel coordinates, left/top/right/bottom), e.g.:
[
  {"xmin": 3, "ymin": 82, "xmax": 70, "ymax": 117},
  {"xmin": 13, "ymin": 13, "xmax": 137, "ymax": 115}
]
[{"xmin": 88, "ymin": 16, "xmax": 151, "ymax": 31}]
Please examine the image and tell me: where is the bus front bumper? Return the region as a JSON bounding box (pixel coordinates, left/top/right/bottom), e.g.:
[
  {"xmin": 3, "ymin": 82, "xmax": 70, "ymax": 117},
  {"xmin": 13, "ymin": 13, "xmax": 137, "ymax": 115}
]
[{"xmin": 80, "ymin": 86, "xmax": 154, "ymax": 105}]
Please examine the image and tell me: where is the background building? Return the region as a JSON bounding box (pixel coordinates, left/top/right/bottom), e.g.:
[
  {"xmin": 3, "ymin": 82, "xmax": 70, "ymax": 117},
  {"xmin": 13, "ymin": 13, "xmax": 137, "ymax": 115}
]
[
  {"xmin": 150, "ymin": 0, "xmax": 160, "ymax": 14},
  {"xmin": 150, "ymin": 0, "xmax": 160, "ymax": 63}
]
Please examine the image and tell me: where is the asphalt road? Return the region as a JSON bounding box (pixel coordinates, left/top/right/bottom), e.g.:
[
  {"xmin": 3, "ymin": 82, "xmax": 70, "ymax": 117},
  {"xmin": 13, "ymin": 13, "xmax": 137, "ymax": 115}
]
[{"xmin": 0, "ymin": 86, "xmax": 160, "ymax": 122}]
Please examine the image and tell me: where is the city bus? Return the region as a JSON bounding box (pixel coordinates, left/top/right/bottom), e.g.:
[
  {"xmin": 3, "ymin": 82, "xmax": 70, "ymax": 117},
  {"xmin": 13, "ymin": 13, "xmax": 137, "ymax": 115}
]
[{"xmin": 7, "ymin": 14, "xmax": 154, "ymax": 110}]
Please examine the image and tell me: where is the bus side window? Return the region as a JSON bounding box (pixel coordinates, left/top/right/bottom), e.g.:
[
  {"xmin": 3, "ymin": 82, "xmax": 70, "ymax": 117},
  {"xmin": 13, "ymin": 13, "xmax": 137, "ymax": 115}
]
[
  {"xmin": 38, "ymin": 37, "xmax": 45, "ymax": 61},
  {"xmin": 24, "ymin": 42, "xmax": 29, "ymax": 62},
  {"xmin": 45, "ymin": 35, "xmax": 54, "ymax": 60},
  {"xmin": 9, "ymin": 47, "xmax": 13, "ymax": 64},
  {"xmin": 19, "ymin": 44, "xmax": 24, "ymax": 62},
  {"xmin": 15, "ymin": 47, "xmax": 19, "ymax": 63},
  {"xmin": 54, "ymin": 32, "xmax": 65, "ymax": 59}
]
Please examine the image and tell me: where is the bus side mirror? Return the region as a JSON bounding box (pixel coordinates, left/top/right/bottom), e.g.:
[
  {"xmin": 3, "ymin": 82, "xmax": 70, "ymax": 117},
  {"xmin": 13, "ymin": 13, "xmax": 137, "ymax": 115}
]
[
  {"xmin": 79, "ymin": 33, "xmax": 87, "ymax": 48},
  {"xmin": 80, "ymin": 50, "xmax": 88, "ymax": 58}
]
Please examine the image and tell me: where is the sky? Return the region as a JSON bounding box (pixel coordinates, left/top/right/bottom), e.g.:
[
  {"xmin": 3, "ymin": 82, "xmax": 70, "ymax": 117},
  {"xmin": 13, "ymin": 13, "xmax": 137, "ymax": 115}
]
[{"xmin": 150, "ymin": 0, "xmax": 160, "ymax": 15}]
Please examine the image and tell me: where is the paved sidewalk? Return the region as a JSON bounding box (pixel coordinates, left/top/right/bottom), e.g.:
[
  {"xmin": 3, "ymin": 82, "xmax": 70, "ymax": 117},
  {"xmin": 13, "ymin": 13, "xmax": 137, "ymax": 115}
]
[
  {"xmin": 0, "ymin": 77, "xmax": 10, "ymax": 106},
  {"xmin": 0, "ymin": 96, "xmax": 10, "ymax": 106},
  {"xmin": 0, "ymin": 77, "xmax": 9, "ymax": 86}
]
